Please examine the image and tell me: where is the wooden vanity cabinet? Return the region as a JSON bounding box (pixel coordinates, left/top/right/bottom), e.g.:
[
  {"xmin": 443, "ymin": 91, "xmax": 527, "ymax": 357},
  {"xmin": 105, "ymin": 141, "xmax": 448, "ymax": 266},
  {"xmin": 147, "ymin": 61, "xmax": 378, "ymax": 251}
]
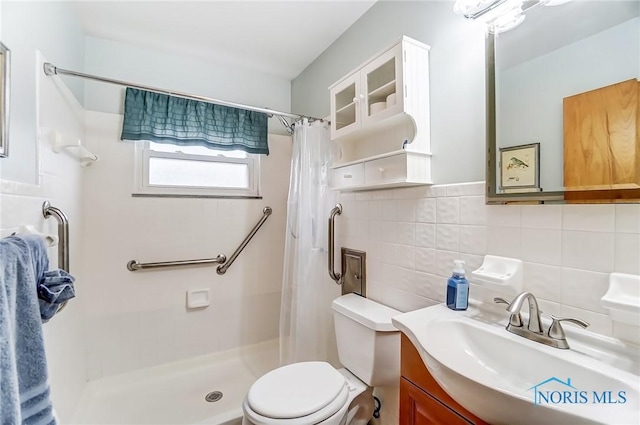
[{"xmin": 399, "ymin": 334, "xmax": 489, "ymax": 425}]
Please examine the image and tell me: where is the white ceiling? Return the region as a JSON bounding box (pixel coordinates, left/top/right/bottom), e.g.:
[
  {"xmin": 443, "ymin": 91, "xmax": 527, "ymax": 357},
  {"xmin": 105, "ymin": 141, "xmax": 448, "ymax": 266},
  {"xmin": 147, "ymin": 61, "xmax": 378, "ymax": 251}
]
[{"xmin": 71, "ymin": 1, "xmax": 377, "ymax": 80}]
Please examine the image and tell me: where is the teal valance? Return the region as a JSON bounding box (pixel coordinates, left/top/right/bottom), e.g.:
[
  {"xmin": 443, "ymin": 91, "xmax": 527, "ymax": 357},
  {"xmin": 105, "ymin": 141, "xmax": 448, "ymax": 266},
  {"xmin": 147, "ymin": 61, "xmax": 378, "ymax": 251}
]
[{"xmin": 121, "ymin": 88, "xmax": 269, "ymax": 155}]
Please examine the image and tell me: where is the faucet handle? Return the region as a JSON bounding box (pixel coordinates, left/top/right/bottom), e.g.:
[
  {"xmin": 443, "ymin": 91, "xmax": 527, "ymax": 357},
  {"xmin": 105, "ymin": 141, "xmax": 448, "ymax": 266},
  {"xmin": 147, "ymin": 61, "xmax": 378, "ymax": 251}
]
[
  {"xmin": 494, "ymin": 297, "xmax": 523, "ymax": 327},
  {"xmin": 548, "ymin": 315, "xmax": 590, "ymax": 340}
]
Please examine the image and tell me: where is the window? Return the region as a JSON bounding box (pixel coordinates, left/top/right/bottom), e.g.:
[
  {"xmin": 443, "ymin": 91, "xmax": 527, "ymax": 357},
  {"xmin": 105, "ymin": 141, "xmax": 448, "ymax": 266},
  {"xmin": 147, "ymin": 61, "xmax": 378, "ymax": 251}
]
[{"xmin": 134, "ymin": 141, "xmax": 260, "ymax": 198}]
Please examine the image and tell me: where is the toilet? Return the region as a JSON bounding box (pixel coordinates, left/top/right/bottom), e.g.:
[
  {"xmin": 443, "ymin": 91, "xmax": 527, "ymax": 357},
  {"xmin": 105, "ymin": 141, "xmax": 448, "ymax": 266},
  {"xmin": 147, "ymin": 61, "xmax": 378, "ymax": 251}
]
[{"xmin": 242, "ymin": 293, "xmax": 401, "ymax": 425}]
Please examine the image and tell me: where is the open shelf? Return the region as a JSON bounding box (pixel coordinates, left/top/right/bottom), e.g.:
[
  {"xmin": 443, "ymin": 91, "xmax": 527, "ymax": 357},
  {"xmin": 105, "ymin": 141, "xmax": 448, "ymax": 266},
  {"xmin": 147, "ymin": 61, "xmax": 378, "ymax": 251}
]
[
  {"xmin": 333, "ymin": 179, "xmax": 434, "ymax": 191},
  {"xmin": 336, "ymin": 103, "xmax": 356, "ymax": 130},
  {"xmin": 368, "ymin": 80, "xmax": 396, "ymax": 102},
  {"xmin": 331, "ymin": 150, "xmax": 403, "ymax": 169},
  {"xmin": 336, "ymin": 101, "xmax": 356, "ymax": 114},
  {"xmin": 331, "ymin": 150, "xmax": 433, "ymax": 169}
]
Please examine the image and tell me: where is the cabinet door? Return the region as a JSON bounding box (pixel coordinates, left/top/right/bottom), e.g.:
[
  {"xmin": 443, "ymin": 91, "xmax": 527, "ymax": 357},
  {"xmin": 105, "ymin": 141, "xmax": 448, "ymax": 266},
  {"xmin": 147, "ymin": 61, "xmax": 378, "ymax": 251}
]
[
  {"xmin": 360, "ymin": 43, "xmax": 404, "ymax": 128},
  {"xmin": 400, "ymin": 378, "xmax": 473, "ymax": 425},
  {"xmin": 331, "ymin": 73, "xmax": 361, "ymax": 139},
  {"xmin": 563, "ymin": 78, "xmax": 639, "ymax": 190}
]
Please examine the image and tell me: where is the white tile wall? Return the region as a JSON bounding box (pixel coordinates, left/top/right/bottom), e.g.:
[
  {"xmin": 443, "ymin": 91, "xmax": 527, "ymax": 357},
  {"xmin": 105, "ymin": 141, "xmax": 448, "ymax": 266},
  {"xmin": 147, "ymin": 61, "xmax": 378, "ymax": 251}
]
[
  {"xmin": 562, "ymin": 231, "xmax": 615, "ymax": 273},
  {"xmin": 521, "ymin": 228, "xmax": 562, "ymax": 266},
  {"xmin": 563, "ymin": 205, "xmax": 616, "ymax": 232},
  {"xmin": 487, "ymin": 226, "xmax": 522, "ymax": 258},
  {"xmin": 435, "ymin": 224, "xmax": 459, "ymax": 251},
  {"xmin": 615, "ymin": 205, "xmax": 640, "ymax": 233},
  {"xmin": 0, "ymin": 58, "xmax": 88, "ymax": 422},
  {"xmin": 415, "ymin": 198, "xmax": 436, "ymax": 223},
  {"xmin": 79, "ymin": 111, "xmax": 292, "ymax": 380},
  {"xmin": 436, "ymin": 197, "xmax": 459, "ymax": 224},
  {"xmin": 520, "ymin": 205, "xmax": 562, "ymax": 229},
  {"xmin": 336, "ymin": 181, "xmax": 640, "ymax": 345},
  {"xmin": 338, "ymin": 181, "xmax": 640, "ymax": 425},
  {"xmin": 615, "ymin": 233, "xmax": 640, "ymax": 275}
]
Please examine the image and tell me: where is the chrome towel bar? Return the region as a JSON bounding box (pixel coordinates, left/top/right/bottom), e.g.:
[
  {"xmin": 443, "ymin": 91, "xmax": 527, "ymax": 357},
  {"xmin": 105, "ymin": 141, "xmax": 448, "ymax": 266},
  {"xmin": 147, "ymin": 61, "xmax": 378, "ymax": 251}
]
[
  {"xmin": 328, "ymin": 204, "xmax": 342, "ymax": 285},
  {"xmin": 217, "ymin": 206, "xmax": 272, "ymax": 275}
]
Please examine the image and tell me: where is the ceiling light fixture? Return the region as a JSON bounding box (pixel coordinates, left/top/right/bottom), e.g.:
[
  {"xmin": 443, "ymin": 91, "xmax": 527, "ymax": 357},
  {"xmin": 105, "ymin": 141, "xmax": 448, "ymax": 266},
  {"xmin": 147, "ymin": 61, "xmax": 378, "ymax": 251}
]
[
  {"xmin": 543, "ymin": 0, "xmax": 572, "ymax": 6},
  {"xmin": 489, "ymin": 8, "xmax": 526, "ymax": 33},
  {"xmin": 453, "ymin": 0, "xmax": 509, "ymax": 19},
  {"xmin": 453, "ymin": 0, "xmax": 529, "ymax": 22},
  {"xmin": 453, "ymin": 0, "xmax": 542, "ymax": 34}
]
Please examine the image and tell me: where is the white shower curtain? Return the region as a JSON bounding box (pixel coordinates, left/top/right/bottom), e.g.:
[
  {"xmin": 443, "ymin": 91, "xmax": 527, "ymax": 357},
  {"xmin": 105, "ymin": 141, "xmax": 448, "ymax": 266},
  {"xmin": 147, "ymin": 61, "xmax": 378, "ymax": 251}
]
[{"xmin": 279, "ymin": 118, "xmax": 340, "ymax": 366}]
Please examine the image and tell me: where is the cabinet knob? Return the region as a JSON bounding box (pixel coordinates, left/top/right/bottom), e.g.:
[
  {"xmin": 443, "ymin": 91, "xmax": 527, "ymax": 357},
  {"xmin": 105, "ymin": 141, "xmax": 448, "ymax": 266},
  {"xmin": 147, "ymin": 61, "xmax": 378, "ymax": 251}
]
[
  {"xmin": 353, "ymin": 97, "xmax": 358, "ymax": 103},
  {"xmin": 359, "ymin": 94, "xmax": 365, "ymax": 100},
  {"xmin": 378, "ymin": 167, "xmax": 385, "ymax": 173}
]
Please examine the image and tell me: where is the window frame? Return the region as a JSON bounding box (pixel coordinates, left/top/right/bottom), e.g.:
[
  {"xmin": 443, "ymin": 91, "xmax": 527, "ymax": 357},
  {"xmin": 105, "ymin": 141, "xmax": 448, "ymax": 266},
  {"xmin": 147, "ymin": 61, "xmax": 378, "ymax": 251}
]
[{"xmin": 133, "ymin": 141, "xmax": 261, "ymax": 199}]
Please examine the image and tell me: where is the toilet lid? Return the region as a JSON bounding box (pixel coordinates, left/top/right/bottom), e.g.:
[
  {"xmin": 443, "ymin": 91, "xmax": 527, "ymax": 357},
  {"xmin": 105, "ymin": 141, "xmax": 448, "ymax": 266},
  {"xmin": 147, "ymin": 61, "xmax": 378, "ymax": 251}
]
[{"xmin": 247, "ymin": 361, "xmax": 346, "ymax": 419}]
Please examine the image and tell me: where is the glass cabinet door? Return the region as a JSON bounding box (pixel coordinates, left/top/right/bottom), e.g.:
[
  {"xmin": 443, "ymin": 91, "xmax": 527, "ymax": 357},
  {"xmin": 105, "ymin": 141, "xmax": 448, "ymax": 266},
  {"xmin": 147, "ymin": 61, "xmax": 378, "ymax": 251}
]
[
  {"xmin": 360, "ymin": 43, "xmax": 404, "ymax": 127},
  {"xmin": 330, "ymin": 74, "xmax": 360, "ymax": 139}
]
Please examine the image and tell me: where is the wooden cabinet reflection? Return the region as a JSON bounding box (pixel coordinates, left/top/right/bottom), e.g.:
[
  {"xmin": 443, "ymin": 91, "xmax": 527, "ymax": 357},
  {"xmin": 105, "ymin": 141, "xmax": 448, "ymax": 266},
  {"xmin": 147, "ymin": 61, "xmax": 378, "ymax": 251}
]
[{"xmin": 563, "ymin": 79, "xmax": 640, "ymax": 202}]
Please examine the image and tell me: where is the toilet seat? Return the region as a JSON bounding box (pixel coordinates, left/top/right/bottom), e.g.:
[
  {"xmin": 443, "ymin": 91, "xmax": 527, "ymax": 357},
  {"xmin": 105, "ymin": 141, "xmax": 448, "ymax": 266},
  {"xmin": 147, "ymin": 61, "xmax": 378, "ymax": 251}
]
[
  {"xmin": 244, "ymin": 362, "xmax": 350, "ymax": 424},
  {"xmin": 243, "ymin": 386, "xmax": 350, "ymax": 425}
]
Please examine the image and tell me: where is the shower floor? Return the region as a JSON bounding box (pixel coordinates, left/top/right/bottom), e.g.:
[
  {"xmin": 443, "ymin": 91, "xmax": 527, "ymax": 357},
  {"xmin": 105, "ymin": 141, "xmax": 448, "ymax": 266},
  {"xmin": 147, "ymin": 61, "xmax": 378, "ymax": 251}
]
[{"xmin": 70, "ymin": 339, "xmax": 279, "ymax": 425}]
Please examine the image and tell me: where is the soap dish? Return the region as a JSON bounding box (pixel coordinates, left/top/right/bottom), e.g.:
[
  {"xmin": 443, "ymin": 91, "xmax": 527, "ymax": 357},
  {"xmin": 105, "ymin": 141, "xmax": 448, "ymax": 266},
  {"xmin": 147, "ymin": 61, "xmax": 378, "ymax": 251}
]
[
  {"xmin": 601, "ymin": 273, "xmax": 640, "ymax": 325},
  {"xmin": 471, "ymin": 255, "xmax": 523, "ymax": 295}
]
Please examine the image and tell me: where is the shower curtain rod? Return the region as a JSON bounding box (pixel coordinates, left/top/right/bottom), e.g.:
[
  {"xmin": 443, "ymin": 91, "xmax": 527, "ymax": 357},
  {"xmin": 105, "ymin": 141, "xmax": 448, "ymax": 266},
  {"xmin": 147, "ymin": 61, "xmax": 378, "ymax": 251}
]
[{"xmin": 42, "ymin": 62, "xmax": 324, "ymax": 126}]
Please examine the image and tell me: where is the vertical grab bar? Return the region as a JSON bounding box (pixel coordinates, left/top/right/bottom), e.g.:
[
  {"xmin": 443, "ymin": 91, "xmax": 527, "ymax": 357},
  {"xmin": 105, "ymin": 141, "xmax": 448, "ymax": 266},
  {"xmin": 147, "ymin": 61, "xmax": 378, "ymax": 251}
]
[
  {"xmin": 42, "ymin": 201, "xmax": 70, "ymax": 312},
  {"xmin": 42, "ymin": 201, "xmax": 69, "ymax": 271},
  {"xmin": 328, "ymin": 204, "xmax": 342, "ymax": 285}
]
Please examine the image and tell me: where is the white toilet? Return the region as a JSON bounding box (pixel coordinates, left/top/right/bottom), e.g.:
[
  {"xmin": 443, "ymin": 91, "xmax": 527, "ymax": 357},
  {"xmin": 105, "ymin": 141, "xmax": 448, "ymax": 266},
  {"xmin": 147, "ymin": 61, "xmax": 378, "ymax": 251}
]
[{"xmin": 242, "ymin": 293, "xmax": 401, "ymax": 425}]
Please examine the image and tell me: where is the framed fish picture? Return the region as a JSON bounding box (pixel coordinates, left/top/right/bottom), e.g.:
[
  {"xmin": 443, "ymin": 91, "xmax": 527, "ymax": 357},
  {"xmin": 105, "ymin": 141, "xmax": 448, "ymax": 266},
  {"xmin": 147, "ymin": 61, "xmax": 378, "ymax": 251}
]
[{"xmin": 499, "ymin": 143, "xmax": 540, "ymax": 191}]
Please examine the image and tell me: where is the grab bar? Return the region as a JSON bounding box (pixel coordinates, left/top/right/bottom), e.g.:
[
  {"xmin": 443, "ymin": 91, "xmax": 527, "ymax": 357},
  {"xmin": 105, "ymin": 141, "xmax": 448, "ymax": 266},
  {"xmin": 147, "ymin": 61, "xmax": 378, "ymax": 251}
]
[
  {"xmin": 127, "ymin": 255, "xmax": 226, "ymax": 271},
  {"xmin": 217, "ymin": 206, "xmax": 272, "ymax": 275},
  {"xmin": 328, "ymin": 204, "xmax": 342, "ymax": 285},
  {"xmin": 42, "ymin": 201, "xmax": 69, "ymax": 271},
  {"xmin": 42, "ymin": 201, "xmax": 70, "ymax": 312},
  {"xmin": 127, "ymin": 206, "xmax": 272, "ymax": 274}
]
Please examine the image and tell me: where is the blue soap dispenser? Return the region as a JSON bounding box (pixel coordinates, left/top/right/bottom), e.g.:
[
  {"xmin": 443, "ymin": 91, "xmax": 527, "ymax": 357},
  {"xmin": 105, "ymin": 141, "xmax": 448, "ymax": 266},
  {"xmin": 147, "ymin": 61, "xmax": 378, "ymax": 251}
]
[{"xmin": 446, "ymin": 260, "xmax": 469, "ymax": 311}]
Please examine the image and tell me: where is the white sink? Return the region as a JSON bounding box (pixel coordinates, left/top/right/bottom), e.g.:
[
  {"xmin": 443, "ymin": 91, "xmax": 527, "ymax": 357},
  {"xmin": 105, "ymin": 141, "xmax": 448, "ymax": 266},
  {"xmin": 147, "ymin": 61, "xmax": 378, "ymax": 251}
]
[{"xmin": 392, "ymin": 304, "xmax": 640, "ymax": 425}]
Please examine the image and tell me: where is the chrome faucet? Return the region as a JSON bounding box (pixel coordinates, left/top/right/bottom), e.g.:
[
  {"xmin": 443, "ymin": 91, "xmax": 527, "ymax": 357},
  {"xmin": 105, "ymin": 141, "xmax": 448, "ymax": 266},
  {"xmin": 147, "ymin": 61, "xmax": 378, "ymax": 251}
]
[
  {"xmin": 494, "ymin": 292, "xmax": 589, "ymax": 349},
  {"xmin": 493, "ymin": 297, "xmax": 522, "ymax": 327},
  {"xmin": 507, "ymin": 291, "xmax": 543, "ymax": 333}
]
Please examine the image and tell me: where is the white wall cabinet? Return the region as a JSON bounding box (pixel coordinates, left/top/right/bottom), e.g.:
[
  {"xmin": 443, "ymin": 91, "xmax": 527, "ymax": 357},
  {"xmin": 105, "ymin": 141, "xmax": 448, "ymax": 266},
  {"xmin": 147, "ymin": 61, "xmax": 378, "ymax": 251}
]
[{"xmin": 329, "ymin": 36, "xmax": 431, "ymax": 191}]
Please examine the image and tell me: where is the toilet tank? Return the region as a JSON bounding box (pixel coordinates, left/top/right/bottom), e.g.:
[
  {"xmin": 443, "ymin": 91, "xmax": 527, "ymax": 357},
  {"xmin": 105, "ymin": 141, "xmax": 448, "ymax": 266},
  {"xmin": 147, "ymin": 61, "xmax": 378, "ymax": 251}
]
[{"xmin": 331, "ymin": 294, "xmax": 400, "ymax": 387}]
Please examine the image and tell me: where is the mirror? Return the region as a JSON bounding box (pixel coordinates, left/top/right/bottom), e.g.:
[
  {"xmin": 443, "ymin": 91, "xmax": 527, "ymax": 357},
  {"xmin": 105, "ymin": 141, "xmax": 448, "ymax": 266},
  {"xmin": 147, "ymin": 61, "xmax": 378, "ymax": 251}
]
[
  {"xmin": 0, "ymin": 41, "xmax": 9, "ymax": 158},
  {"xmin": 487, "ymin": 0, "xmax": 640, "ymax": 203}
]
